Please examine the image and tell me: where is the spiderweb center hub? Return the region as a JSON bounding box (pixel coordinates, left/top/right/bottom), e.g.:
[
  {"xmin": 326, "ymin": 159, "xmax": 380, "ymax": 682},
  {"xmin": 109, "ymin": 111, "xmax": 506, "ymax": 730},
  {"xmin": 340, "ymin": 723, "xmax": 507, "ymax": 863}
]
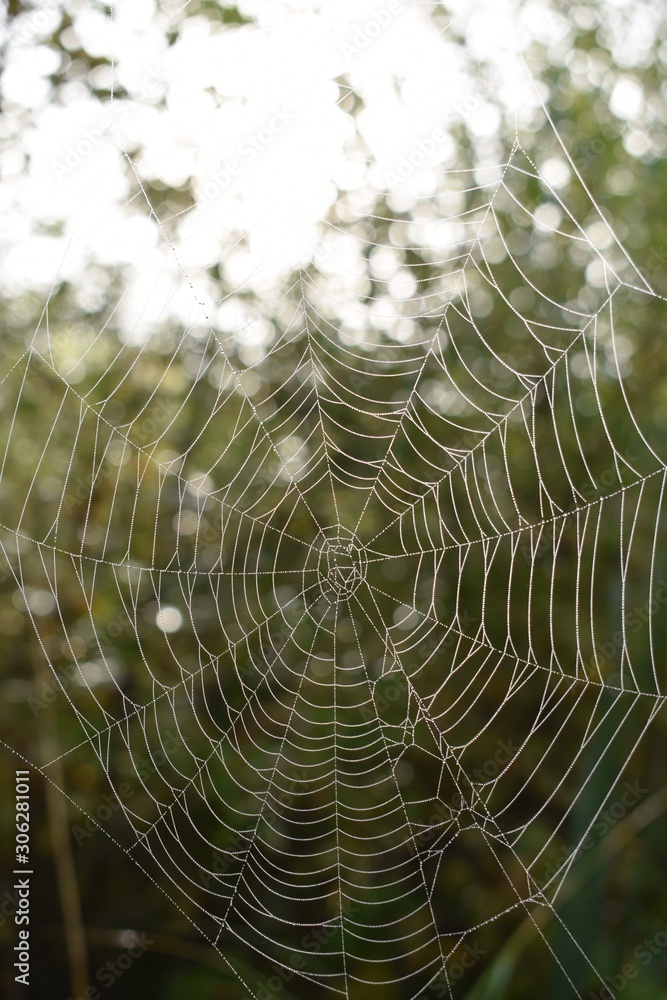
[{"xmin": 313, "ymin": 526, "xmax": 367, "ymax": 602}]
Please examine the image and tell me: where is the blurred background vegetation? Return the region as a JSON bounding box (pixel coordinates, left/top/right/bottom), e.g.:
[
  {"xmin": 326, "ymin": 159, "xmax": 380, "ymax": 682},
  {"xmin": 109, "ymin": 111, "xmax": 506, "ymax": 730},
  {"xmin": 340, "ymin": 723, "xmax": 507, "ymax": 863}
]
[{"xmin": 1, "ymin": 1, "xmax": 667, "ymax": 998}]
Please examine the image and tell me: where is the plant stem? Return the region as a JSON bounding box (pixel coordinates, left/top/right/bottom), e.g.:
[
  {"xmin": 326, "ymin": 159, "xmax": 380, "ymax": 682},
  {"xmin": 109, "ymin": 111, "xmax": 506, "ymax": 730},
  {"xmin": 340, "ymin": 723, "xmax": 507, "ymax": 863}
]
[{"xmin": 34, "ymin": 652, "xmax": 90, "ymax": 998}]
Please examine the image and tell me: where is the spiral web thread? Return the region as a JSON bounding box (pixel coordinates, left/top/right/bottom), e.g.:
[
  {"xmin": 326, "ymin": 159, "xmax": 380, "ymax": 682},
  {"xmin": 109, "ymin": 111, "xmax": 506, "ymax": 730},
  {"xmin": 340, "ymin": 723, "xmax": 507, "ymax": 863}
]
[{"xmin": 2, "ymin": 41, "xmax": 666, "ymax": 1000}]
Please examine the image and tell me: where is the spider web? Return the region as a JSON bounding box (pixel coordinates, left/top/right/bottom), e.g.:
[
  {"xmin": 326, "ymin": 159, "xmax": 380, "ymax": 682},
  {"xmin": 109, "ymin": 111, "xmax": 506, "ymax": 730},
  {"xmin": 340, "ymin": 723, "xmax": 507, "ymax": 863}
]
[{"xmin": 2, "ymin": 24, "xmax": 666, "ymax": 1000}]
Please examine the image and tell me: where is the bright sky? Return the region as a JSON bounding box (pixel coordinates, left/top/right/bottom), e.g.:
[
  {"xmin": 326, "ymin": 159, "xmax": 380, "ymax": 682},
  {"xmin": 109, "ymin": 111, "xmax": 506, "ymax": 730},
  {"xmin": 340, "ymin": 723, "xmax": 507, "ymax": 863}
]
[{"xmin": 0, "ymin": 0, "xmax": 662, "ymax": 343}]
